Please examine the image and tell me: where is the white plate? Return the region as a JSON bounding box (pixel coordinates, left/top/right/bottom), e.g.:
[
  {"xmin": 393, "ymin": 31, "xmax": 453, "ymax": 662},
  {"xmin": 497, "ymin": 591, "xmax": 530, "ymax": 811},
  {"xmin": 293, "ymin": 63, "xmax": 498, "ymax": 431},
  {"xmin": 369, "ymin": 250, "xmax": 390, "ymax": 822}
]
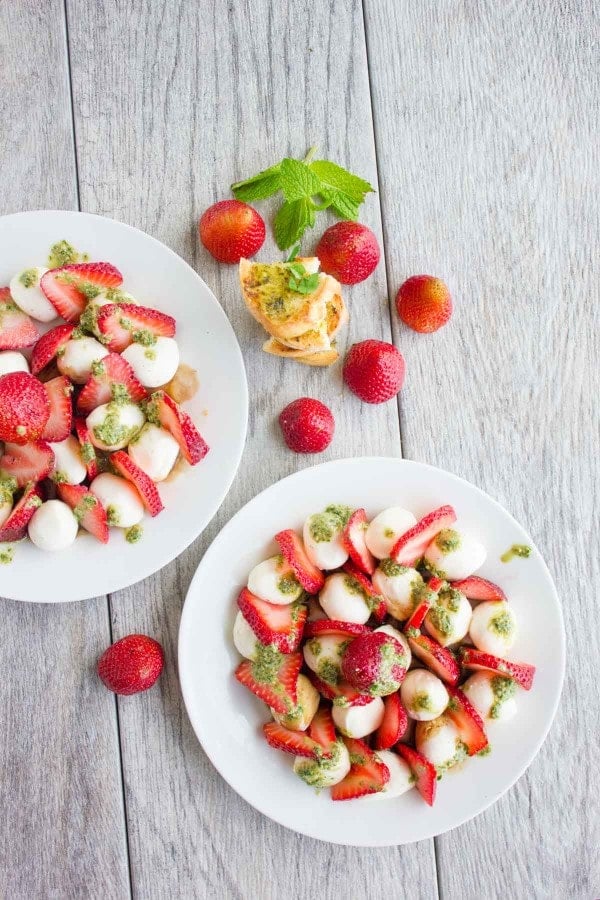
[
  {"xmin": 0, "ymin": 210, "xmax": 247, "ymax": 602},
  {"xmin": 179, "ymin": 457, "xmax": 565, "ymax": 846}
]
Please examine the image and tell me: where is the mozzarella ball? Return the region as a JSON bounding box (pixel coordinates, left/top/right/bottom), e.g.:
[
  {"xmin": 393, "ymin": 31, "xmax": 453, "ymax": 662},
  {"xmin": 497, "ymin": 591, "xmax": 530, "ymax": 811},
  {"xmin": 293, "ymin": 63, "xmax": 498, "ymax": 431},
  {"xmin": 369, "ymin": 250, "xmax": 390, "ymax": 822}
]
[
  {"xmin": 128, "ymin": 423, "xmax": 179, "ymax": 482},
  {"xmin": 373, "ymin": 561, "xmax": 424, "ymax": 620},
  {"xmin": 272, "ymin": 674, "xmax": 320, "ymax": 731},
  {"xmin": 365, "ymin": 507, "xmax": 416, "ymax": 560},
  {"xmin": 462, "ymin": 671, "xmax": 518, "ymax": 723},
  {"xmin": 363, "ymin": 750, "xmax": 413, "ymax": 801},
  {"xmin": 0, "ymin": 351, "xmax": 29, "ymax": 377},
  {"xmin": 57, "ymin": 337, "xmax": 109, "ymax": 384},
  {"xmin": 332, "ymin": 696, "xmax": 385, "ymax": 738},
  {"xmin": 303, "ymin": 634, "xmax": 349, "ymax": 684},
  {"xmin": 121, "ymin": 337, "xmax": 179, "ymax": 389},
  {"xmin": 415, "ymin": 714, "xmax": 464, "ymax": 771},
  {"xmin": 401, "ymin": 669, "xmax": 449, "ymax": 721},
  {"xmin": 86, "ymin": 401, "xmax": 145, "ymax": 451},
  {"xmin": 28, "ymin": 500, "xmax": 78, "ymax": 551},
  {"xmin": 319, "ymin": 572, "xmax": 371, "ymax": 624},
  {"xmin": 425, "ymin": 586, "xmax": 472, "ymax": 647},
  {"xmin": 302, "ymin": 506, "xmax": 351, "ymax": 570},
  {"xmin": 90, "ymin": 472, "xmax": 144, "ymax": 528},
  {"xmin": 232, "ymin": 610, "xmax": 259, "ymax": 660},
  {"xmin": 49, "ymin": 435, "xmax": 86, "ymax": 485},
  {"xmin": 247, "ymin": 555, "xmax": 302, "ymax": 605},
  {"xmin": 375, "ymin": 624, "xmax": 411, "ymax": 669},
  {"xmin": 0, "ymin": 497, "xmax": 13, "ymax": 528},
  {"xmin": 469, "ymin": 600, "xmax": 518, "ymax": 657},
  {"xmin": 294, "ymin": 740, "xmax": 351, "ymax": 788},
  {"xmin": 424, "ymin": 527, "xmax": 487, "ymax": 580},
  {"xmin": 10, "ymin": 267, "xmax": 56, "ymax": 322}
]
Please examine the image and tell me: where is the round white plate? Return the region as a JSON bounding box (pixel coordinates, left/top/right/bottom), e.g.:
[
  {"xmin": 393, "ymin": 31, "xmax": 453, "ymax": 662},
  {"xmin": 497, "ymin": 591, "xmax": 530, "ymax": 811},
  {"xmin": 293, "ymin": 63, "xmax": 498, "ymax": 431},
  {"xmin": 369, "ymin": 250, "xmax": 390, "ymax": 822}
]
[
  {"xmin": 179, "ymin": 457, "xmax": 564, "ymax": 846},
  {"xmin": 0, "ymin": 210, "xmax": 247, "ymax": 602}
]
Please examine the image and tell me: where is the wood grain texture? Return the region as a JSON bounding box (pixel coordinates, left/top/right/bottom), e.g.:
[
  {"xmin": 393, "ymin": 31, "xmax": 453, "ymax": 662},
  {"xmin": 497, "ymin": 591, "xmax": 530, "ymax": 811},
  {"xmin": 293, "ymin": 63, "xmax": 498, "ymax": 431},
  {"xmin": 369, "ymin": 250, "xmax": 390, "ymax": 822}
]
[{"xmin": 364, "ymin": 0, "xmax": 599, "ymax": 897}]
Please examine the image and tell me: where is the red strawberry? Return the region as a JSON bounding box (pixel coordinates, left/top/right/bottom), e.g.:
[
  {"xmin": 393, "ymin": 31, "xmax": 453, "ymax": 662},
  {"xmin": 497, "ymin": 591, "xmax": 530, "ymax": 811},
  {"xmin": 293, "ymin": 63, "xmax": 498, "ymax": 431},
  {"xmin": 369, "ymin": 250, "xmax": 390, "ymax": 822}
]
[
  {"xmin": 97, "ymin": 303, "xmax": 176, "ymax": 353},
  {"xmin": 278, "ymin": 397, "xmax": 334, "ymax": 454},
  {"xmin": 234, "ymin": 652, "xmax": 302, "ymax": 714},
  {"xmin": 391, "ymin": 504, "xmax": 457, "ymax": 566},
  {"xmin": 0, "ymin": 372, "xmax": 50, "ymax": 443},
  {"xmin": 307, "ymin": 672, "xmax": 372, "ymax": 707},
  {"xmin": 403, "ymin": 595, "xmax": 434, "ymax": 633},
  {"xmin": 396, "ymin": 275, "xmax": 452, "ymax": 334},
  {"xmin": 199, "ymin": 199, "xmax": 266, "ymax": 264},
  {"xmin": 110, "ymin": 450, "xmax": 163, "ymax": 517},
  {"xmin": 373, "ymin": 692, "xmax": 409, "ymax": 750},
  {"xmin": 342, "ymin": 560, "xmax": 385, "ymax": 621},
  {"xmin": 342, "ymin": 508, "xmax": 375, "ymax": 575},
  {"xmin": 147, "ymin": 390, "xmax": 208, "ymax": 465},
  {"xmin": 446, "ymin": 686, "xmax": 489, "ymax": 755},
  {"xmin": 395, "ymin": 744, "xmax": 437, "ymax": 806},
  {"xmin": 308, "ymin": 705, "xmax": 338, "ymax": 751},
  {"xmin": 73, "ymin": 417, "xmax": 99, "ymax": 480},
  {"xmin": 408, "ymin": 633, "xmax": 460, "ymax": 686},
  {"xmin": 262, "ymin": 721, "xmax": 324, "ymax": 759},
  {"xmin": 41, "ymin": 376, "xmax": 73, "ymax": 442},
  {"xmin": 97, "ymin": 633, "xmax": 164, "ymax": 695},
  {"xmin": 304, "ymin": 620, "xmax": 371, "ymax": 638},
  {"xmin": 0, "ymin": 440, "xmax": 54, "ymax": 487},
  {"xmin": 331, "ymin": 736, "xmax": 389, "ymax": 801},
  {"xmin": 315, "ymin": 222, "xmax": 380, "ymax": 285},
  {"xmin": 343, "ymin": 339, "xmax": 405, "ymax": 404},
  {"xmin": 451, "ymin": 575, "xmax": 507, "ymax": 602},
  {"xmin": 0, "ymin": 288, "xmax": 39, "ymax": 350},
  {"xmin": 460, "ymin": 647, "xmax": 536, "ymax": 690},
  {"xmin": 237, "ymin": 587, "xmax": 307, "ymax": 653},
  {"xmin": 30, "ymin": 323, "xmax": 76, "ymax": 375},
  {"xmin": 41, "ymin": 262, "xmax": 122, "ymax": 323},
  {"xmin": 274, "ymin": 529, "xmax": 325, "ymax": 593},
  {"xmin": 341, "ymin": 631, "xmax": 408, "ymax": 695},
  {"xmin": 0, "ymin": 482, "xmax": 43, "ymax": 542},
  {"xmin": 427, "ymin": 576, "xmax": 446, "ymax": 593},
  {"xmin": 57, "ymin": 482, "xmax": 109, "ymax": 543},
  {"xmin": 77, "ymin": 353, "xmax": 148, "ymax": 414}
]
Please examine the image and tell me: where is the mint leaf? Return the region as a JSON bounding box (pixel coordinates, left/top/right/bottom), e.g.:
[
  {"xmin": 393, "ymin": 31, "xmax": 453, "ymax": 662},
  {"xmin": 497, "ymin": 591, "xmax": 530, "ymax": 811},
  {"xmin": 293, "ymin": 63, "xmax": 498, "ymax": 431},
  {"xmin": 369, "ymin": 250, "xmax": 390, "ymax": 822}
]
[
  {"xmin": 286, "ymin": 242, "xmax": 301, "ymax": 262},
  {"xmin": 320, "ymin": 189, "xmax": 360, "ymax": 221},
  {"xmin": 289, "ymin": 272, "xmax": 320, "ymax": 295},
  {"xmin": 274, "ymin": 198, "xmax": 315, "ymax": 250},
  {"xmin": 309, "ymin": 159, "xmax": 374, "ymax": 202},
  {"xmin": 279, "ymin": 158, "xmax": 322, "ymax": 202},
  {"xmin": 231, "ymin": 164, "xmax": 281, "ymax": 202}
]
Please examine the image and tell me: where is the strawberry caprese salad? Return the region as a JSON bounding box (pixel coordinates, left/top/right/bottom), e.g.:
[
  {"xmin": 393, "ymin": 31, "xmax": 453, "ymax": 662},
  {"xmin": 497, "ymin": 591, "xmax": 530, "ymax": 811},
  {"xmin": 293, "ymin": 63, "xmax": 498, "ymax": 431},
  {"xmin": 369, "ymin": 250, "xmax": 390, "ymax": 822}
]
[
  {"xmin": 232, "ymin": 503, "xmax": 536, "ymax": 804},
  {"xmin": 0, "ymin": 241, "xmax": 208, "ymax": 555}
]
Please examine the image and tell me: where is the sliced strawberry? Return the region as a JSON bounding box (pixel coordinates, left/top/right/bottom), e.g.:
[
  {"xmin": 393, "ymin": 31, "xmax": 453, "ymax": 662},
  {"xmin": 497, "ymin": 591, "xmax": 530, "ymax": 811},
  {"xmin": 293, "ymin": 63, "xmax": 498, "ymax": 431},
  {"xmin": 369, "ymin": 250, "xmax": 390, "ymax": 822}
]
[
  {"xmin": 0, "ymin": 482, "xmax": 43, "ymax": 542},
  {"xmin": 0, "ymin": 288, "xmax": 39, "ymax": 350},
  {"xmin": 331, "ymin": 737, "xmax": 390, "ymax": 801},
  {"xmin": 76, "ymin": 353, "xmax": 148, "ymax": 415},
  {"xmin": 373, "ymin": 692, "xmax": 409, "ymax": 750},
  {"xmin": 30, "ymin": 324, "xmax": 76, "ymax": 375},
  {"xmin": 446, "ymin": 685, "xmax": 489, "ymax": 755},
  {"xmin": 404, "ymin": 596, "xmax": 433, "ymax": 633},
  {"xmin": 0, "ymin": 371, "xmax": 50, "ymax": 443},
  {"xmin": 426, "ymin": 576, "xmax": 446, "ymax": 593},
  {"xmin": 307, "ymin": 672, "xmax": 372, "ymax": 707},
  {"xmin": 274, "ymin": 529, "xmax": 325, "ymax": 593},
  {"xmin": 147, "ymin": 390, "xmax": 208, "ymax": 466},
  {"xmin": 237, "ymin": 587, "xmax": 307, "ymax": 653},
  {"xmin": 391, "ymin": 504, "xmax": 457, "ymax": 566},
  {"xmin": 396, "ymin": 744, "xmax": 436, "ymax": 806},
  {"xmin": 0, "ymin": 441, "xmax": 54, "ymax": 488},
  {"xmin": 308, "ymin": 705, "xmax": 338, "ymax": 751},
  {"xmin": 304, "ymin": 620, "xmax": 371, "ymax": 638},
  {"xmin": 460, "ymin": 647, "xmax": 536, "ymax": 690},
  {"xmin": 73, "ymin": 417, "xmax": 99, "ymax": 480},
  {"xmin": 342, "ymin": 508, "xmax": 375, "ymax": 575},
  {"xmin": 41, "ymin": 376, "xmax": 73, "ymax": 442},
  {"xmin": 57, "ymin": 482, "xmax": 109, "ymax": 543},
  {"xmin": 40, "ymin": 262, "xmax": 122, "ymax": 323},
  {"xmin": 263, "ymin": 721, "xmax": 324, "ymax": 759},
  {"xmin": 234, "ymin": 651, "xmax": 302, "ymax": 714},
  {"xmin": 110, "ymin": 450, "xmax": 163, "ymax": 517},
  {"xmin": 97, "ymin": 303, "xmax": 176, "ymax": 352},
  {"xmin": 451, "ymin": 575, "xmax": 507, "ymax": 602},
  {"xmin": 408, "ymin": 633, "xmax": 460, "ymax": 685},
  {"xmin": 342, "ymin": 559, "xmax": 386, "ymax": 621}
]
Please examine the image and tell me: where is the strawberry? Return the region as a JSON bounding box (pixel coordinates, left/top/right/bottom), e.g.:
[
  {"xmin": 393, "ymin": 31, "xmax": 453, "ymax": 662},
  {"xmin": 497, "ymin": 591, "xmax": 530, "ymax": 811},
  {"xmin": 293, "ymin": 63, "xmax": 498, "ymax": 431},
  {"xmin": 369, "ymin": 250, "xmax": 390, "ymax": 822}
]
[
  {"xmin": 30, "ymin": 324, "xmax": 76, "ymax": 375},
  {"xmin": 304, "ymin": 620, "xmax": 371, "ymax": 638},
  {"xmin": 451, "ymin": 575, "xmax": 507, "ymax": 602},
  {"xmin": 234, "ymin": 652, "xmax": 302, "ymax": 714},
  {"xmin": 73, "ymin": 417, "xmax": 99, "ymax": 480},
  {"xmin": 445, "ymin": 686, "xmax": 489, "ymax": 755},
  {"xmin": 395, "ymin": 744, "xmax": 437, "ymax": 806},
  {"xmin": 460, "ymin": 647, "xmax": 536, "ymax": 690},
  {"xmin": 0, "ymin": 288, "xmax": 39, "ymax": 350},
  {"xmin": 396, "ymin": 275, "xmax": 452, "ymax": 334},
  {"xmin": 57, "ymin": 482, "xmax": 109, "ymax": 543},
  {"xmin": 315, "ymin": 222, "xmax": 380, "ymax": 285},
  {"xmin": 97, "ymin": 633, "xmax": 164, "ymax": 695},
  {"xmin": 343, "ymin": 340, "xmax": 405, "ymax": 404},
  {"xmin": 391, "ymin": 504, "xmax": 457, "ymax": 566},
  {"xmin": 342, "ymin": 508, "xmax": 376, "ymax": 575},
  {"xmin": 341, "ymin": 631, "xmax": 407, "ymax": 696},
  {"xmin": 331, "ymin": 736, "xmax": 389, "ymax": 801},
  {"xmin": 97, "ymin": 303, "xmax": 176, "ymax": 353},
  {"xmin": 0, "ymin": 372, "xmax": 50, "ymax": 443},
  {"xmin": 342, "ymin": 560, "xmax": 386, "ymax": 621},
  {"xmin": 109, "ymin": 450, "xmax": 163, "ymax": 517},
  {"xmin": 408, "ymin": 633, "xmax": 460, "ymax": 685},
  {"xmin": 0, "ymin": 482, "xmax": 43, "ymax": 542},
  {"xmin": 77, "ymin": 353, "xmax": 148, "ymax": 414},
  {"xmin": 263, "ymin": 721, "xmax": 324, "ymax": 759},
  {"xmin": 403, "ymin": 595, "xmax": 434, "ymax": 633},
  {"xmin": 426, "ymin": 576, "xmax": 446, "ymax": 593},
  {"xmin": 307, "ymin": 672, "xmax": 372, "ymax": 707},
  {"xmin": 373, "ymin": 692, "xmax": 409, "ymax": 750},
  {"xmin": 146, "ymin": 390, "xmax": 208, "ymax": 465},
  {"xmin": 41, "ymin": 376, "xmax": 73, "ymax": 442},
  {"xmin": 237, "ymin": 587, "xmax": 307, "ymax": 653},
  {"xmin": 308, "ymin": 705, "xmax": 338, "ymax": 751},
  {"xmin": 0, "ymin": 440, "xmax": 54, "ymax": 487},
  {"xmin": 274, "ymin": 529, "xmax": 325, "ymax": 593},
  {"xmin": 278, "ymin": 397, "xmax": 334, "ymax": 454},
  {"xmin": 199, "ymin": 199, "xmax": 266, "ymax": 264},
  {"xmin": 41, "ymin": 262, "xmax": 122, "ymax": 323}
]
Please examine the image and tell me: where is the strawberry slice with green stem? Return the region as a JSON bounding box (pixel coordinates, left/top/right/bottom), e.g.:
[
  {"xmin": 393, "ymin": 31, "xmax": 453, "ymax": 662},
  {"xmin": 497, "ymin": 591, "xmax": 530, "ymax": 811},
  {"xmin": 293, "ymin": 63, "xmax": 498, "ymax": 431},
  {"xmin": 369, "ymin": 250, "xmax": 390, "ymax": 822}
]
[
  {"xmin": 57, "ymin": 482, "xmax": 109, "ymax": 543},
  {"xmin": 451, "ymin": 575, "xmax": 507, "ymax": 602},
  {"xmin": 373, "ymin": 692, "xmax": 409, "ymax": 750},
  {"xmin": 0, "ymin": 441, "xmax": 54, "ymax": 488},
  {"xmin": 263, "ymin": 721, "xmax": 326, "ymax": 759},
  {"xmin": 445, "ymin": 685, "xmax": 489, "ymax": 755},
  {"xmin": 234, "ymin": 650, "xmax": 302, "ymax": 714},
  {"xmin": 145, "ymin": 390, "xmax": 209, "ymax": 466},
  {"xmin": 73, "ymin": 417, "xmax": 99, "ymax": 480},
  {"xmin": 408, "ymin": 633, "xmax": 460, "ymax": 685},
  {"xmin": 110, "ymin": 450, "xmax": 164, "ymax": 517},
  {"xmin": 97, "ymin": 303, "xmax": 176, "ymax": 352},
  {"xmin": 40, "ymin": 262, "xmax": 123, "ymax": 323},
  {"xmin": 41, "ymin": 376, "xmax": 73, "ymax": 442},
  {"xmin": 275, "ymin": 529, "xmax": 325, "ymax": 593},
  {"xmin": 0, "ymin": 482, "xmax": 43, "ymax": 542},
  {"xmin": 237, "ymin": 587, "xmax": 307, "ymax": 653},
  {"xmin": 460, "ymin": 647, "xmax": 535, "ymax": 690},
  {"xmin": 342, "ymin": 507, "xmax": 376, "ymax": 575},
  {"xmin": 30, "ymin": 324, "xmax": 75, "ymax": 375},
  {"xmin": 331, "ymin": 737, "xmax": 390, "ymax": 801},
  {"xmin": 0, "ymin": 288, "xmax": 39, "ymax": 350},
  {"xmin": 391, "ymin": 504, "xmax": 457, "ymax": 566},
  {"xmin": 396, "ymin": 744, "xmax": 437, "ymax": 806},
  {"xmin": 76, "ymin": 353, "xmax": 148, "ymax": 415}
]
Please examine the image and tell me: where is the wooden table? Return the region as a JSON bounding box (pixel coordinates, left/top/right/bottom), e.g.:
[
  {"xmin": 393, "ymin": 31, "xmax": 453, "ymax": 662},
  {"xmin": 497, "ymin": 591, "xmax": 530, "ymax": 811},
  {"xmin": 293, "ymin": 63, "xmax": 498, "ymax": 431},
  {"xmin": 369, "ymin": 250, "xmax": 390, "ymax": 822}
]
[{"xmin": 1, "ymin": 2, "xmax": 598, "ymax": 897}]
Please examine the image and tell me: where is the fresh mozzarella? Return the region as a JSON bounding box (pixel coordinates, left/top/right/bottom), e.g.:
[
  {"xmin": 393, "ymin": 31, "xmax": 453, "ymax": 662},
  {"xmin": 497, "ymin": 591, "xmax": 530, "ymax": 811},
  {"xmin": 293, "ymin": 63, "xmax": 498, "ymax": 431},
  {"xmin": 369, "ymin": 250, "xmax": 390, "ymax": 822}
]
[
  {"xmin": 423, "ymin": 527, "xmax": 486, "ymax": 581},
  {"xmin": 0, "ymin": 351, "xmax": 29, "ymax": 376},
  {"xmin": 469, "ymin": 600, "xmax": 518, "ymax": 657},
  {"xmin": 332, "ymin": 696, "xmax": 385, "ymax": 738},
  {"xmin": 401, "ymin": 669, "xmax": 449, "ymax": 721},
  {"xmin": 232, "ymin": 610, "xmax": 259, "ymax": 660},
  {"xmin": 86, "ymin": 401, "xmax": 145, "ymax": 451},
  {"xmin": 462, "ymin": 671, "xmax": 518, "ymax": 722},
  {"xmin": 0, "ymin": 497, "xmax": 13, "ymax": 528},
  {"xmin": 319, "ymin": 572, "xmax": 371, "ymax": 624},
  {"xmin": 365, "ymin": 507, "xmax": 416, "ymax": 560},
  {"xmin": 375, "ymin": 624, "xmax": 412, "ymax": 669},
  {"xmin": 425, "ymin": 586, "xmax": 472, "ymax": 647},
  {"xmin": 49, "ymin": 435, "xmax": 86, "ymax": 485},
  {"xmin": 90, "ymin": 472, "xmax": 144, "ymax": 527},
  {"xmin": 121, "ymin": 337, "xmax": 180, "ymax": 388},
  {"xmin": 57, "ymin": 336, "xmax": 109, "ymax": 384},
  {"xmin": 303, "ymin": 634, "xmax": 348, "ymax": 683},
  {"xmin": 415, "ymin": 714, "xmax": 464, "ymax": 770},
  {"xmin": 9, "ymin": 267, "xmax": 56, "ymax": 322},
  {"xmin": 293, "ymin": 740, "xmax": 351, "ymax": 788},
  {"xmin": 27, "ymin": 500, "xmax": 78, "ymax": 551},
  {"xmin": 363, "ymin": 750, "xmax": 413, "ymax": 800},
  {"xmin": 302, "ymin": 508, "xmax": 350, "ymax": 570},
  {"xmin": 372, "ymin": 561, "xmax": 424, "ymax": 620},
  {"xmin": 247, "ymin": 555, "xmax": 302, "ymax": 605},
  {"xmin": 272, "ymin": 674, "xmax": 320, "ymax": 731},
  {"xmin": 128, "ymin": 423, "xmax": 179, "ymax": 482}
]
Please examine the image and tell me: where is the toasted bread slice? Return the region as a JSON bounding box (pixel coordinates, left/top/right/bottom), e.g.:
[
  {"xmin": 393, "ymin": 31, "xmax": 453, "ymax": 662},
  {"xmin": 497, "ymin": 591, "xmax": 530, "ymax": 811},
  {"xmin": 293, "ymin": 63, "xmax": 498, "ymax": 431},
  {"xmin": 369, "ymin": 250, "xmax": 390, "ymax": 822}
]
[
  {"xmin": 239, "ymin": 258, "xmax": 328, "ymax": 340},
  {"xmin": 262, "ymin": 338, "xmax": 339, "ymax": 367},
  {"xmin": 325, "ymin": 285, "xmax": 348, "ymax": 340}
]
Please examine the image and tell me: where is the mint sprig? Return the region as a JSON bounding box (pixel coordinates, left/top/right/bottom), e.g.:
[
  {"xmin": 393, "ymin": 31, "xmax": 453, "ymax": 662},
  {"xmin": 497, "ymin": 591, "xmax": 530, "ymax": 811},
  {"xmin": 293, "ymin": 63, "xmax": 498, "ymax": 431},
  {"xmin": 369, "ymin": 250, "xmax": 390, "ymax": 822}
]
[{"xmin": 287, "ymin": 261, "xmax": 320, "ymax": 295}]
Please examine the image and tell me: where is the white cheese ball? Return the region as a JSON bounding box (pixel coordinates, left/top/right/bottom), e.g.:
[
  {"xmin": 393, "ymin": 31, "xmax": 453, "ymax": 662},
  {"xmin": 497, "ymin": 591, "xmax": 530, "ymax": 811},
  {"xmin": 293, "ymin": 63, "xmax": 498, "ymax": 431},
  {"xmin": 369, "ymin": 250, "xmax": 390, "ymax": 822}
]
[
  {"xmin": 247, "ymin": 555, "xmax": 302, "ymax": 605},
  {"xmin": 232, "ymin": 610, "xmax": 259, "ymax": 660},
  {"xmin": 372, "ymin": 561, "xmax": 424, "ymax": 620},
  {"xmin": 49, "ymin": 436, "xmax": 86, "ymax": 485},
  {"xmin": 10, "ymin": 267, "xmax": 56, "ymax": 322},
  {"xmin": 271, "ymin": 674, "xmax": 320, "ymax": 731},
  {"xmin": 57, "ymin": 337, "xmax": 109, "ymax": 384},
  {"xmin": 90, "ymin": 472, "xmax": 144, "ymax": 528},
  {"xmin": 0, "ymin": 497, "xmax": 13, "ymax": 528},
  {"xmin": 332, "ymin": 696, "xmax": 385, "ymax": 738},
  {"xmin": 365, "ymin": 507, "xmax": 416, "ymax": 560},
  {"xmin": 425, "ymin": 587, "xmax": 472, "ymax": 647},
  {"xmin": 303, "ymin": 509, "xmax": 349, "ymax": 570},
  {"xmin": 319, "ymin": 572, "xmax": 371, "ymax": 624},
  {"xmin": 363, "ymin": 750, "xmax": 413, "ymax": 801},
  {"xmin": 86, "ymin": 401, "xmax": 145, "ymax": 451},
  {"xmin": 462, "ymin": 671, "xmax": 518, "ymax": 723},
  {"xmin": 0, "ymin": 351, "xmax": 29, "ymax": 376},
  {"xmin": 424, "ymin": 527, "xmax": 487, "ymax": 581},
  {"xmin": 28, "ymin": 500, "xmax": 78, "ymax": 551},
  {"xmin": 121, "ymin": 337, "xmax": 180, "ymax": 388},
  {"xmin": 401, "ymin": 669, "xmax": 449, "ymax": 721},
  {"xmin": 375, "ymin": 624, "xmax": 412, "ymax": 669},
  {"xmin": 469, "ymin": 600, "xmax": 518, "ymax": 657},
  {"xmin": 303, "ymin": 634, "xmax": 348, "ymax": 683},
  {"xmin": 415, "ymin": 714, "xmax": 463, "ymax": 770},
  {"xmin": 128, "ymin": 423, "xmax": 179, "ymax": 482},
  {"xmin": 293, "ymin": 740, "xmax": 351, "ymax": 788}
]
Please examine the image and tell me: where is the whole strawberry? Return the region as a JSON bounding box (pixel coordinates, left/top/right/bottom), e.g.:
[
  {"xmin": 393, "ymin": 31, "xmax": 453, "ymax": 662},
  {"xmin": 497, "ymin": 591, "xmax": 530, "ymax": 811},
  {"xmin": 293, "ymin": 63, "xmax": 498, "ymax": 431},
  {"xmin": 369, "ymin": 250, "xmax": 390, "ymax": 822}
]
[
  {"xmin": 315, "ymin": 222, "xmax": 380, "ymax": 284},
  {"xmin": 199, "ymin": 199, "xmax": 266, "ymax": 264},
  {"xmin": 341, "ymin": 631, "xmax": 408, "ymax": 697},
  {"xmin": 396, "ymin": 275, "xmax": 452, "ymax": 333},
  {"xmin": 97, "ymin": 634, "xmax": 164, "ymax": 696},
  {"xmin": 279, "ymin": 398, "xmax": 334, "ymax": 453},
  {"xmin": 0, "ymin": 371, "xmax": 50, "ymax": 444},
  {"xmin": 343, "ymin": 339, "xmax": 405, "ymax": 404}
]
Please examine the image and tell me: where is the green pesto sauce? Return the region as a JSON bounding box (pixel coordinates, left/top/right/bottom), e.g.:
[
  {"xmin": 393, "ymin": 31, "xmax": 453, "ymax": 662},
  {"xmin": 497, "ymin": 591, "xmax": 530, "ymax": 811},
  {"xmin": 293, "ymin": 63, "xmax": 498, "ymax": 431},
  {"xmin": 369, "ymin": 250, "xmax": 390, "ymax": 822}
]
[
  {"xmin": 132, "ymin": 329, "xmax": 157, "ymax": 347},
  {"xmin": 277, "ymin": 573, "xmax": 300, "ymax": 595},
  {"xmin": 48, "ymin": 239, "xmax": 88, "ymax": 269},
  {"xmin": 308, "ymin": 505, "xmax": 352, "ymax": 543},
  {"xmin": 110, "ymin": 383, "xmax": 131, "ymax": 405},
  {"xmin": 144, "ymin": 395, "xmax": 160, "ymax": 426},
  {"xmin": 383, "ymin": 527, "xmax": 395, "ymax": 538},
  {"xmin": 295, "ymin": 741, "xmax": 345, "ymax": 789},
  {"xmin": 427, "ymin": 604, "xmax": 453, "ymax": 637},
  {"xmin": 252, "ymin": 643, "xmax": 284, "ymax": 684},
  {"xmin": 51, "ymin": 471, "xmax": 68, "ymax": 484},
  {"xmin": 91, "ymin": 359, "xmax": 106, "ymax": 378},
  {"xmin": 411, "ymin": 692, "xmax": 433, "ymax": 713},
  {"xmin": 19, "ymin": 268, "xmax": 38, "ymax": 288},
  {"xmin": 422, "ymin": 558, "xmax": 446, "ymax": 579},
  {"xmin": 501, "ymin": 544, "xmax": 532, "ymax": 563},
  {"xmin": 379, "ymin": 557, "xmax": 408, "ymax": 578},
  {"xmin": 489, "ymin": 610, "xmax": 514, "ymax": 638},
  {"xmin": 435, "ymin": 739, "xmax": 468, "ymax": 776},
  {"xmin": 73, "ymin": 493, "xmax": 97, "ymax": 523},
  {"xmin": 92, "ymin": 403, "xmax": 140, "ymax": 447},
  {"xmin": 80, "ymin": 441, "xmax": 96, "ymax": 464},
  {"xmin": 125, "ymin": 524, "xmax": 143, "ymax": 544},
  {"xmin": 0, "ymin": 475, "xmax": 17, "ymax": 504},
  {"xmin": 144, "ymin": 349, "xmax": 157, "ymax": 360},
  {"xmin": 435, "ymin": 528, "xmax": 461, "ymax": 554},
  {"xmin": 369, "ymin": 639, "xmax": 406, "ymax": 696},
  {"xmin": 0, "ymin": 545, "xmax": 14, "ymax": 565},
  {"xmin": 490, "ymin": 675, "xmax": 516, "ymax": 719},
  {"xmin": 477, "ymin": 744, "xmax": 492, "ymax": 757},
  {"xmin": 106, "ymin": 504, "xmax": 120, "ymax": 526},
  {"xmin": 317, "ymin": 658, "xmax": 341, "ymax": 685},
  {"xmin": 78, "ymin": 302, "xmax": 101, "ymax": 336},
  {"xmin": 305, "ymin": 637, "xmax": 321, "ymax": 658}
]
